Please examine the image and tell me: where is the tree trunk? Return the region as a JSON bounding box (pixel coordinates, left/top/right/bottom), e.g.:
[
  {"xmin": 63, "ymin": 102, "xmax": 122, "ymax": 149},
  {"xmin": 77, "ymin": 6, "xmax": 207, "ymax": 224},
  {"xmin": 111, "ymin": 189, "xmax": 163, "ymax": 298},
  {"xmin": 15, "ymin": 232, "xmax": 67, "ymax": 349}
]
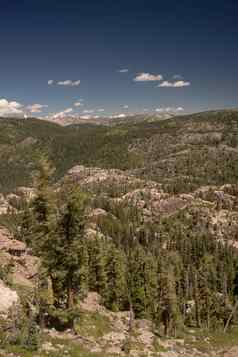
[
  {"xmin": 224, "ymin": 300, "xmax": 238, "ymax": 333},
  {"xmin": 194, "ymin": 271, "xmax": 201, "ymax": 328},
  {"xmin": 67, "ymin": 279, "xmax": 74, "ymax": 309},
  {"xmin": 128, "ymin": 303, "xmax": 134, "ymax": 333}
]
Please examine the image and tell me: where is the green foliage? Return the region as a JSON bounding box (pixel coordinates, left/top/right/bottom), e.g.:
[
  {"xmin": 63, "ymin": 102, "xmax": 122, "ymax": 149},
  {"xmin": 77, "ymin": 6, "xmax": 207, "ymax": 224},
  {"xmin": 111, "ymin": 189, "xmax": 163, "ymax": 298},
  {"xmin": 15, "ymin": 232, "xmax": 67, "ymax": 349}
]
[
  {"xmin": 0, "ymin": 257, "xmax": 14, "ymax": 285},
  {"xmin": 2, "ymin": 110, "xmax": 238, "ymax": 194},
  {"xmin": 24, "ymin": 318, "xmax": 40, "ymax": 351},
  {"xmin": 104, "ymin": 244, "xmax": 128, "ymax": 311},
  {"xmin": 88, "ymin": 237, "xmax": 107, "ymax": 296},
  {"xmin": 74, "ymin": 312, "xmax": 111, "ymax": 338}
]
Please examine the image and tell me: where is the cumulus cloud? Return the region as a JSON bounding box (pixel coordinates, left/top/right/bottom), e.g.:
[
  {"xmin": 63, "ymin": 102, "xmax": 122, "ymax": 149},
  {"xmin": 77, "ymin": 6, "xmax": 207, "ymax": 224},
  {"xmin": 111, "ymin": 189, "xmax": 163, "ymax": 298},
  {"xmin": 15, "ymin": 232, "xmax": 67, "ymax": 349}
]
[
  {"xmin": 74, "ymin": 101, "xmax": 83, "ymax": 107},
  {"xmin": 98, "ymin": 109, "xmax": 105, "ymax": 112},
  {"xmin": 27, "ymin": 104, "xmax": 48, "ymax": 113},
  {"xmin": 134, "ymin": 72, "xmax": 163, "ymax": 82},
  {"xmin": 0, "ymin": 98, "xmax": 24, "ymax": 117},
  {"xmin": 118, "ymin": 69, "xmax": 129, "ymax": 73},
  {"xmin": 48, "ymin": 80, "xmax": 81, "ymax": 87},
  {"xmin": 0, "ymin": 98, "xmax": 50, "ymax": 118},
  {"xmin": 158, "ymin": 80, "xmax": 190, "ymax": 88},
  {"xmin": 57, "ymin": 80, "xmax": 81, "ymax": 87}
]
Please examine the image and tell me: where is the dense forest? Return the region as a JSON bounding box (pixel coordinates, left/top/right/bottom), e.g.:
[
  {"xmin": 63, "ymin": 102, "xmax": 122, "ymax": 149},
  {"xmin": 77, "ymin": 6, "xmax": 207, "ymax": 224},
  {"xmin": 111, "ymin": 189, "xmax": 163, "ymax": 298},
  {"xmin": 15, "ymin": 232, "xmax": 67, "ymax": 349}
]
[
  {"xmin": 1, "ymin": 156, "xmax": 238, "ymax": 354},
  {"xmin": 1, "ymin": 110, "xmax": 238, "ymax": 193},
  {"xmin": 1, "ymin": 111, "xmax": 238, "ymax": 356}
]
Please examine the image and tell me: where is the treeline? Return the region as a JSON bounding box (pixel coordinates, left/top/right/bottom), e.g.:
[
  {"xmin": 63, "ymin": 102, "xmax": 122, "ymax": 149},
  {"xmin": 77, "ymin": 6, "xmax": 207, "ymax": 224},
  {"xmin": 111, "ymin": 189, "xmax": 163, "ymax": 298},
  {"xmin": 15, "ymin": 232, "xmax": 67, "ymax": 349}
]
[{"xmin": 16, "ymin": 158, "xmax": 238, "ymax": 339}]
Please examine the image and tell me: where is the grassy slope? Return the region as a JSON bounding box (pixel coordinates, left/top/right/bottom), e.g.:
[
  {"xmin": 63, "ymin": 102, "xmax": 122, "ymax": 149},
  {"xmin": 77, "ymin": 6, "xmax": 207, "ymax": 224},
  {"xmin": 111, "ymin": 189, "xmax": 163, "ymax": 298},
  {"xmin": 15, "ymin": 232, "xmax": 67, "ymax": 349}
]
[{"xmin": 0, "ymin": 110, "xmax": 238, "ymax": 193}]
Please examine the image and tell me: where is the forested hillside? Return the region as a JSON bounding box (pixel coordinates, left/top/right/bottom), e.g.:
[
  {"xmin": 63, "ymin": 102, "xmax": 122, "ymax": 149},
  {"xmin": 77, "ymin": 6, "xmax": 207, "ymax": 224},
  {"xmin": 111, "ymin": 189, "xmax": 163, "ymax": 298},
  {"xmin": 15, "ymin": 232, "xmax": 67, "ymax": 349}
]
[
  {"xmin": 1, "ymin": 111, "xmax": 238, "ymax": 356},
  {"xmin": 1, "ymin": 109, "xmax": 238, "ymax": 193}
]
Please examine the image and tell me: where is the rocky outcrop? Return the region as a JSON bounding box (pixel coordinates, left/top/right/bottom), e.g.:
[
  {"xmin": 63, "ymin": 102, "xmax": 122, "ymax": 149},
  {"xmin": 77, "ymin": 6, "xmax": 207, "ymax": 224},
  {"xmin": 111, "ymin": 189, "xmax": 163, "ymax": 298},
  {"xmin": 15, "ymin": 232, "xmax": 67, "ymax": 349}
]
[
  {"xmin": 0, "ymin": 280, "xmax": 19, "ymax": 315},
  {"xmin": 0, "ymin": 194, "xmax": 13, "ymax": 214},
  {"xmin": 0, "ymin": 226, "xmax": 39, "ymax": 287}
]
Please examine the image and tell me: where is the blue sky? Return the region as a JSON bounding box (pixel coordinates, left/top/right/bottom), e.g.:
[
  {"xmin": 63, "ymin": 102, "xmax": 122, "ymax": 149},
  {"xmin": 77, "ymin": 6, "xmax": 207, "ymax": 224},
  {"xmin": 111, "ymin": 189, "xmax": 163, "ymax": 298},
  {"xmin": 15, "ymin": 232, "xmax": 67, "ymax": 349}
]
[{"xmin": 0, "ymin": 0, "xmax": 238, "ymax": 118}]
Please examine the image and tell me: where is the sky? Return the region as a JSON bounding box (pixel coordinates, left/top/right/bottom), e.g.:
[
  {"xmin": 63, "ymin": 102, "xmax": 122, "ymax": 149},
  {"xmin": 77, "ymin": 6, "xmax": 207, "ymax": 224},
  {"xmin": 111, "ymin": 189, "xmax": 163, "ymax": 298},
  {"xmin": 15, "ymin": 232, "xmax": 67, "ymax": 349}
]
[{"xmin": 0, "ymin": 0, "xmax": 238, "ymax": 118}]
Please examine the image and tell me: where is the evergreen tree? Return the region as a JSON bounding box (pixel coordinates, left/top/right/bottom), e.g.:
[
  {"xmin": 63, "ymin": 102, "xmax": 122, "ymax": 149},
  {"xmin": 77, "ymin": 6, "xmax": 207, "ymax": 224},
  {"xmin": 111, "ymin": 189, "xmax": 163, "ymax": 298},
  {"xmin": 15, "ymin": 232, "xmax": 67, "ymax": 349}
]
[
  {"xmin": 25, "ymin": 317, "xmax": 40, "ymax": 351},
  {"xmin": 31, "ymin": 156, "xmax": 57, "ymax": 258},
  {"xmin": 88, "ymin": 237, "xmax": 107, "ymax": 296},
  {"xmin": 55, "ymin": 188, "xmax": 90, "ymax": 308},
  {"xmin": 104, "ymin": 244, "xmax": 128, "ymax": 311},
  {"xmin": 129, "ymin": 244, "xmax": 158, "ymax": 319},
  {"xmin": 158, "ymin": 252, "xmax": 183, "ymax": 337}
]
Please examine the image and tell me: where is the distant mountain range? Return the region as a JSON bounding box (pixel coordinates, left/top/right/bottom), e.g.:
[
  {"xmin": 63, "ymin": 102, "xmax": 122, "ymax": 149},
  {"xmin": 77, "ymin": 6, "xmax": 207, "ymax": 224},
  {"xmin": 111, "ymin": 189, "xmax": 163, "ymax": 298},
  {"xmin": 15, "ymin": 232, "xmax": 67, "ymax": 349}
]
[{"xmin": 44, "ymin": 112, "xmax": 176, "ymax": 126}]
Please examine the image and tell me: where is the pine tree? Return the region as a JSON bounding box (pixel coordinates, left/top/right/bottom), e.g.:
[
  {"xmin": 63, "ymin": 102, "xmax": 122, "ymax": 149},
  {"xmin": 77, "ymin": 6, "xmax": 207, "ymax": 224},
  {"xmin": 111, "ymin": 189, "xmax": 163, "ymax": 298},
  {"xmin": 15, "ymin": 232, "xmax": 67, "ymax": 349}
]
[
  {"xmin": 129, "ymin": 244, "xmax": 158, "ymax": 319},
  {"xmin": 158, "ymin": 252, "xmax": 183, "ymax": 337},
  {"xmin": 55, "ymin": 188, "xmax": 90, "ymax": 308},
  {"xmin": 88, "ymin": 237, "xmax": 107, "ymax": 296},
  {"xmin": 104, "ymin": 244, "xmax": 128, "ymax": 311},
  {"xmin": 25, "ymin": 317, "xmax": 40, "ymax": 351},
  {"xmin": 31, "ymin": 156, "xmax": 57, "ymax": 258}
]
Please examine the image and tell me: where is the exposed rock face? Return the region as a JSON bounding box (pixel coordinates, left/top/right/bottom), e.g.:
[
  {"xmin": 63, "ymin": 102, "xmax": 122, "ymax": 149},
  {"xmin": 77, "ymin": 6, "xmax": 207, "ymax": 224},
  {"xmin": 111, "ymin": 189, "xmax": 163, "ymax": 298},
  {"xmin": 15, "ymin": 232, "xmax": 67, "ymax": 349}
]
[
  {"xmin": 63, "ymin": 165, "xmax": 238, "ymax": 250},
  {"xmin": 0, "ymin": 226, "xmax": 26, "ymax": 255},
  {"xmin": 223, "ymin": 347, "xmax": 238, "ymax": 357},
  {"xmin": 80, "ymin": 292, "xmax": 104, "ymax": 313},
  {"xmin": 0, "ymin": 187, "xmax": 35, "ymax": 213},
  {"xmin": 15, "ymin": 186, "xmax": 36, "ymax": 201},
  {"xmin": 0, "ymin": 280, "xmax": 19, "ymax": 315},
  {"xmin": 67, "ymin": 165, "xmax": 142, "ymax": 187},
  {"xmin": 0, "ymin": 226, "xmax": 39, "ymax": 287},
  {"xmin": 0, "ymin": 194, "xmax": 12, "ymax": 214}
]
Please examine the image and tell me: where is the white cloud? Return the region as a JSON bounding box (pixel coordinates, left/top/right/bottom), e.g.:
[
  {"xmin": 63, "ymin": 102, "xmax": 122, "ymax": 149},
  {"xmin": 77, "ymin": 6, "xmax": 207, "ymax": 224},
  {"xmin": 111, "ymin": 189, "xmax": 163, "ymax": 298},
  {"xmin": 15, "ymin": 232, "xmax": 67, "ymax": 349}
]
[
  {"xmin": 0, "ymin": 98, "xmax": 50, "ymax": 118},
  {"xmin": 83, "ymin": 109, "xmax": 94, "ymax": 114},
  {"xmin": 118, "ymin": 69, "xmax": 129, "ymax": 73},
  {"xmin": 74, "ymin": 101, "xmax": 83, "ymax": 107},
  {"xmin": 174, "ymin": 81, "xmax": 190, "ymax": 87},
  {"xmin": 57, "ymin": 80, "xmax": 81, "ymax": 87},
  {"xmin": 134, "ymin": 72, "xmax": 163, "ymax": 82},
  {"xmin": 176, "ymin": 107, "xmax": 184, "ymax": 111},
  {"xmin": 123, "ymin": 105, "xmax": 129, "ymax": 109},
  {"xmin": 0, "ymin": 98, "xmax": 24, "ymax": 117},
  {"xmin": 27, "ymin": 103, "xmax": 48, "ymax": 113},
  {"xmin": 98, "ymin": 109, "xmax": 105, "ymax": 112},
  {"xmin": 158, "ymin": 80, "xmax": 190, "ymax": 88},
  {"xmin": 48, "ymin": 80, "xmax": 81, "ymax": 87},
  {"xmin": 158, "ymin": 81, "xmax": 172, "ymax": 87}
]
